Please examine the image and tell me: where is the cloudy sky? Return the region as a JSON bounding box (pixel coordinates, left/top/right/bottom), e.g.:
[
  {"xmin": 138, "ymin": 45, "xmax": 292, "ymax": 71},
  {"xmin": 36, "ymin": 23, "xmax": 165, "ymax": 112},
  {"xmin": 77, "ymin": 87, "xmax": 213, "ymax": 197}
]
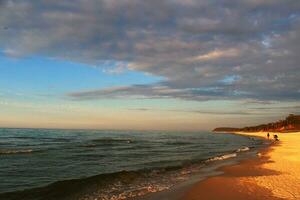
[{"xmin": 0, "ymin": 0, "xmax": 299, "ymax": 130}]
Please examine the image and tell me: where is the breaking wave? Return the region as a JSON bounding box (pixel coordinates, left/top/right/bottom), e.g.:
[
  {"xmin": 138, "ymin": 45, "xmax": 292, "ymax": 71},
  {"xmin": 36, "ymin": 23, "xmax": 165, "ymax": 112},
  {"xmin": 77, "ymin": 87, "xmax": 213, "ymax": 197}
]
[
  {"xmin": 0, "ymin": 146, "xmax": 254, "ymax": 200},
  {"xmin": 206, "ymin": 153, "xmax": 237, "ymax": 162},
  {"xmin": 236, "ymin": 146, "xmax": 250, "ymax": 152}
]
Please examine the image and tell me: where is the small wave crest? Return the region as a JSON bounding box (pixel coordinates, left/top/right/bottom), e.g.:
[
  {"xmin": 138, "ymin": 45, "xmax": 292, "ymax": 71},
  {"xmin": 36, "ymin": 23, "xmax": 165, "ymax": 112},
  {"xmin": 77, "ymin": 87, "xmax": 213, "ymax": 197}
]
[
  {"xmin": 79, "ymin": 144, "xmax": 97, "ymax": 148},
  {"xmin": 236, "ymin": 147, "xmax": 250, "ymax": 152},
  {"xmin": 91, "ymin": 138, "xmax": 133, "ymax": 144},
  {"xmin": 205, "ymin": 146, "xmax": 251, "ymax": 163},
  {"xmin": 206, "ymin": 153, "xmax": 237, "ymax": 162},
  {"xmin": 0, "ymin": 170, "xmax": 176, "ymax": 200},
  {"xmin": 0, "ymin": 149, "xmax": 34, "ymax": 155}
]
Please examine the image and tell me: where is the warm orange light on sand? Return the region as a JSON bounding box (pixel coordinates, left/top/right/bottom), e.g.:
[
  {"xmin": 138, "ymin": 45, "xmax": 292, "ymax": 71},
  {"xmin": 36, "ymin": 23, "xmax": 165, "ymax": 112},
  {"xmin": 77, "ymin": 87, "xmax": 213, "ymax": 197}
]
[{"xmin": 233, "ymin": 132, "xmax": 300, "ymax": 199}]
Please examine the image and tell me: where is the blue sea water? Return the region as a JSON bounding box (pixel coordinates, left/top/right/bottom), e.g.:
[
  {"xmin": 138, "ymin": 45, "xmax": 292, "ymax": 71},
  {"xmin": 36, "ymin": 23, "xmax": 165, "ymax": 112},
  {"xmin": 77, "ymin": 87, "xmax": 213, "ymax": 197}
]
[{"xmin": 0, "ymin": 128, "xmax": 265, "ymax": 199}]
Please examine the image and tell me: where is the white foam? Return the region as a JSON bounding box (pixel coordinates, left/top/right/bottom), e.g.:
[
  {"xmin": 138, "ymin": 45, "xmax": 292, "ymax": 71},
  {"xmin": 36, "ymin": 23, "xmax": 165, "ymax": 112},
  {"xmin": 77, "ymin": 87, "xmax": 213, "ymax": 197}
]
[
  {"xmin": 206, "ymin": 153, "xmax": 237, "ymax": 162},
  {"xmin": 0, "ymin": 149, "xmax": 33, "ymax": 155},
  {"xmin": 236, "ymin": 147, "xmax": 250, "ymax": 152}
]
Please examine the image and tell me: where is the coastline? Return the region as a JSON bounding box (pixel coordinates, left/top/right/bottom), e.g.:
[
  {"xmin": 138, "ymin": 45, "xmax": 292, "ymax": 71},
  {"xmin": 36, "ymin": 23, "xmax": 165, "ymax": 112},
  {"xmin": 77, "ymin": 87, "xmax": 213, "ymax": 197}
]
[
  {"xmin": 134, "ymin": 132, "xmax": 270, "ymax": 200},
  {"xmin": 2, "ymin": 131, "xmax": 298, "ymax": 200},
  {"xmin": 182, "ymin": 131, "xmax": 300, "ymax": 200},
  {"xmin": 0, "ymin": 130, "xmax": 263, "ymax": 200}
]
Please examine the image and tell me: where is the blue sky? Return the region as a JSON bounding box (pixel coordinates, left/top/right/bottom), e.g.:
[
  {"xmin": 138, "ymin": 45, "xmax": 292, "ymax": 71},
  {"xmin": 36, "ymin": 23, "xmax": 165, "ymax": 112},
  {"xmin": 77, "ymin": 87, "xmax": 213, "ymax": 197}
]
[{"xmin": 0, "ymin": 54, "xmax": 161, "ymax": 97}]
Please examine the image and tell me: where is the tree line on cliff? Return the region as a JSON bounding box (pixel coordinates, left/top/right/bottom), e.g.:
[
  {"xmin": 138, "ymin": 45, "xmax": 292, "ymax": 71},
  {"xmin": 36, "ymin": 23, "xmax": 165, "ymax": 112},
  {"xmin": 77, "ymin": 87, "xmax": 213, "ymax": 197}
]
[{"xmin": 214, "ymin": 114, "xmax": 300, "ymax": 133}]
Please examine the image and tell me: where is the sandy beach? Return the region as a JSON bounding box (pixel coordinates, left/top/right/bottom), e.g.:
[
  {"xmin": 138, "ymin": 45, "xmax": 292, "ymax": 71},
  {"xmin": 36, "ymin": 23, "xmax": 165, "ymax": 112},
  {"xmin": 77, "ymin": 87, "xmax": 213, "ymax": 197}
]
[{"xmin": 182, "ymin": 132, "xmax": 300, "ymax": 200}]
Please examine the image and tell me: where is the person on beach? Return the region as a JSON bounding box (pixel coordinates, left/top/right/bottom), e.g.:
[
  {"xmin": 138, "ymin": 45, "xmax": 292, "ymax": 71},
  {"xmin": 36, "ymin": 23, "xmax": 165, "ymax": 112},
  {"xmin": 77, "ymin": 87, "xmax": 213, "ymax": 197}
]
[
  {"xmin": 274, "ymin": 134, "xmax": 279, "ymax": 141},
  {"xmin": 267, "ymin": 133, "xmax": 270, "ymax": 139}
]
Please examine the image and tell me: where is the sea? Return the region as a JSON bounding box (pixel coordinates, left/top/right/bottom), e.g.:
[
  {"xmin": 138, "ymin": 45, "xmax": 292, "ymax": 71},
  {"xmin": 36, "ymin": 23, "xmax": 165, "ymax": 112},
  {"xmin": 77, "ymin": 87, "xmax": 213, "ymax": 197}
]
[{"xmin": 0, "ymin": 128, "xmax": 266, "ymax": 200}]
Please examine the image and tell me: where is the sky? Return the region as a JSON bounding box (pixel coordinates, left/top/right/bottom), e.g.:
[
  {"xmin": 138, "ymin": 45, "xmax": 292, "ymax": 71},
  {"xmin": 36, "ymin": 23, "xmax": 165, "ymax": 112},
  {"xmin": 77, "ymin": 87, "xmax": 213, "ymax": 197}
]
[{"xmin": 0, "ymin": 0, "xmax": 299, "ymax": 130}]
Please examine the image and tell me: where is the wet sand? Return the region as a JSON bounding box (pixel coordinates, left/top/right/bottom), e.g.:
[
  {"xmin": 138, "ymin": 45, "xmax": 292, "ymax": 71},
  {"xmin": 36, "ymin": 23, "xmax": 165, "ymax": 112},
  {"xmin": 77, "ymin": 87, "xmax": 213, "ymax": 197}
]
[
  {"xmin": 182, "ymin": 144, "xmax": 283, "ymax": 200},
  {"xmin": 134, "ymin": 135, "xmax": 269, "ymax": 200},
  {"xmin": 182, "ymin": 132, "xmax": 300, "ymax": 200}
]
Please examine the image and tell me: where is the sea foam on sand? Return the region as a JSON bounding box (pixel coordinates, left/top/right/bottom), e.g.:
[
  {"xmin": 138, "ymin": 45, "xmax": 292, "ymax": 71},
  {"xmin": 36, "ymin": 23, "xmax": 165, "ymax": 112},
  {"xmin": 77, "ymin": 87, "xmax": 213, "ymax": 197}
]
[{"xmin": 235, "ymin": 131, "xmax": 300, "ymax": 199}]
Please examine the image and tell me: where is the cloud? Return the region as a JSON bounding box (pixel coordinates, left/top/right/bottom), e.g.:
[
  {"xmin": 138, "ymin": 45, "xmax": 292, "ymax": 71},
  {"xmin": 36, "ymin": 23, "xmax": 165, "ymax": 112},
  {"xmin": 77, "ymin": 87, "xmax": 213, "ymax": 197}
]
[
  {"xmin": 101, "ymin": 61, "xmax": 128, "ymax": 75},
  {"xmin": 68, "ymin": 84, "xmax": 237, "ymax": 101},
  {"xmin": 68, "ymin": 83, "xmax": 269, "ymax": 102},
  {"xmin": 250, "ymin": 105, "xmax": 300, "ymax": 111},
  {"xmin": 241, "ymin": 99, "xmax": 275, "ymax": 105},
  {"xmin": 128, "ymin": 108, "xmax": 256, "ymax": 116},
  {"xmin": 0, "ymin": 0, "xmax": 300, "ymax": 102},
  {"xmin": 187, "ymin": 48, "xmax": 240, "ymax": 62}
]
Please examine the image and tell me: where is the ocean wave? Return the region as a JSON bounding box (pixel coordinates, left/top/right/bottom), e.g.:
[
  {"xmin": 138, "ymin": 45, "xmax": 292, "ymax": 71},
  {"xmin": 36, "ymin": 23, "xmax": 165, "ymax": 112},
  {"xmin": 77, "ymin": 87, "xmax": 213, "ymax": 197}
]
[
  {"xmin": 9, "ymin": 136, "xmax": 37, "ymax": 140},
  {"xmin": 0, "ymin": 149, "xmax": 247, "ymax": 200},
  {"xmin": 0, "ymin": 148, "xmax": 244, "ymax": 200},
  {"xmin": 165, "ymin": 141, "xmax": 192, "ymax": 146},
  {"xmin": 91, "ymin": 138, "xmax": 133, "ymax": 143},
  {"xmin": 79, "ymin": 143, "xmax": 97, "ymax": 148},
  {"xmin": 236, "ymin": 147, "xmax": 250, "ymax": 152},
  {"xmin": 0, "ymin": 149, "xmax": 35, "ymax": 155},
  {"xmin": 10, "ymin": 136, "xmax": 72, "ymax": 142},
  {"xmin": 206, "ymin": 153, "xmax": 237, "ymax": 162},
  {"xmin": 0, "ymin": 148, "xmax": 254, "ymax": 200},
  {"xmin": 0, "ymin": 156, "xmax": 218, "ymax": 200},
  {"xmin": 0, "ymin": 170, "xmax": 175, "ymax": 200},
  {"xmin": 205, "ymin": 146, "xmax": 251, "ymax": 163},
  {"xmin": 78, "ymin": 138, "xmax": 134, "ymax": 149}
]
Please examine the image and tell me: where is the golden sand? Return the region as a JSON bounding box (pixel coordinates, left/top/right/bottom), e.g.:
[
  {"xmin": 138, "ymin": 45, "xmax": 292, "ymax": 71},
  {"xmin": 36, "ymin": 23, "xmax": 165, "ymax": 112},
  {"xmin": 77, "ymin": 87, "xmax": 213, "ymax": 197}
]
[
  {"xmin": 234, "ymin": 132, "xmax": 300, "ymax": 199},
  {"xmin": 139, "ymin": 132, "xmax": 300, "ymax": 200},
  {"xmin": 182, "ymin": 132, "xmax": 300, "ymax": 200}
]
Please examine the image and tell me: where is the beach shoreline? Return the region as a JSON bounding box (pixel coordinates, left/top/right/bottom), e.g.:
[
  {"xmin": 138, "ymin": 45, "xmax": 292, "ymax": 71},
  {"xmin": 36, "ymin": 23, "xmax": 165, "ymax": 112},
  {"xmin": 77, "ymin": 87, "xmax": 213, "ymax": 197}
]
[
  {"xmin": 136, "ymin": 131, "xmax": 300, "ymax": 200},
  {"xmin": 0, "ymin": 130, "xmax": 264, "ymax": 200},
  {"xmin": 2, "ymin": 130, "xmax": 298, "ymax": 200},
  {"xmin": 181, "ymin": 131, "xmax": 300, "ymax": 200},
  {"xmin": 134, "ymin": 132, "xmax": 271, "ymax": 200}
]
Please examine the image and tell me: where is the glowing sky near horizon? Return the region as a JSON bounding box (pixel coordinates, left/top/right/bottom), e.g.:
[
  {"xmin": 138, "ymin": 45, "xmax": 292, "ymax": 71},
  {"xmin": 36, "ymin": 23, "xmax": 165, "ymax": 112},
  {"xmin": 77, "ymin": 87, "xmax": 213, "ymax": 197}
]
[{"xmin": 0, "ymin": 0, "xmax": 299, "ymax": 130}]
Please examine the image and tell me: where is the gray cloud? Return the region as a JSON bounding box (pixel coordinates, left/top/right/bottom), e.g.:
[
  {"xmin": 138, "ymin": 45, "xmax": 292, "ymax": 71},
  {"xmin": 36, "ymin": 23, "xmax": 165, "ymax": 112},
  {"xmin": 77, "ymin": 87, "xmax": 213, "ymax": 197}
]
[
  {"xmin": 0, "ymin": 0, "xmax": 300, "ymax": 101},
  {"xmin": 250, "ymin": 105, "xmax": 300, "ymax": 111},
  {"xmin": 69, "ymin": 84, "xmax": 237, "ymax": 101}
]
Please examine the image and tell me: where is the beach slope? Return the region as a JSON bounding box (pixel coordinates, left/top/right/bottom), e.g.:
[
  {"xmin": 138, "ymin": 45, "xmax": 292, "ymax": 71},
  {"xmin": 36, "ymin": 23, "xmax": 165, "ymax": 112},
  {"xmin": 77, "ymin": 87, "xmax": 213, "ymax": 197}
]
[{"xmin": 182, "ymin": 132, "xmax": 300, "ymax": 200}]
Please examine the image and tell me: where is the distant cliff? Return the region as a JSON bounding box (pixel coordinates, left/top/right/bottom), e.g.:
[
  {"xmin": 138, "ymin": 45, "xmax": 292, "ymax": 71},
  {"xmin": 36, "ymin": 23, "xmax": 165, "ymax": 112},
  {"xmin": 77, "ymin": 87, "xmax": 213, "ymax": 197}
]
[{"xmin": 213, "ymin": 114, "xmax": 300, "ymax": 133}]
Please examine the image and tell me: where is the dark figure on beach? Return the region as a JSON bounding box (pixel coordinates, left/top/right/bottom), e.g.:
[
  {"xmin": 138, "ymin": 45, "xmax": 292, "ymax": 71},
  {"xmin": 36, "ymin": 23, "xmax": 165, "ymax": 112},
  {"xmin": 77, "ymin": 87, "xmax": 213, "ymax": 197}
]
[
  {"xmin": 274, "ymin": 134, "xmax": 279, "ymax": 141},
  {"xmin": 267, "ymin": 133, "xmax": 270, "ymax": 139}
]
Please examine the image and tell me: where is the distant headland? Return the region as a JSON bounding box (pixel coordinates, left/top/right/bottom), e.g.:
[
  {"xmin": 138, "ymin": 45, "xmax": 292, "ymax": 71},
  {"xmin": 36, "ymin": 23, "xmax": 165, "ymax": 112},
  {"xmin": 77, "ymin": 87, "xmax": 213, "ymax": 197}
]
[{"xmin": 214, "ymin": 114, "xmax": 300, "ymax": 133}]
